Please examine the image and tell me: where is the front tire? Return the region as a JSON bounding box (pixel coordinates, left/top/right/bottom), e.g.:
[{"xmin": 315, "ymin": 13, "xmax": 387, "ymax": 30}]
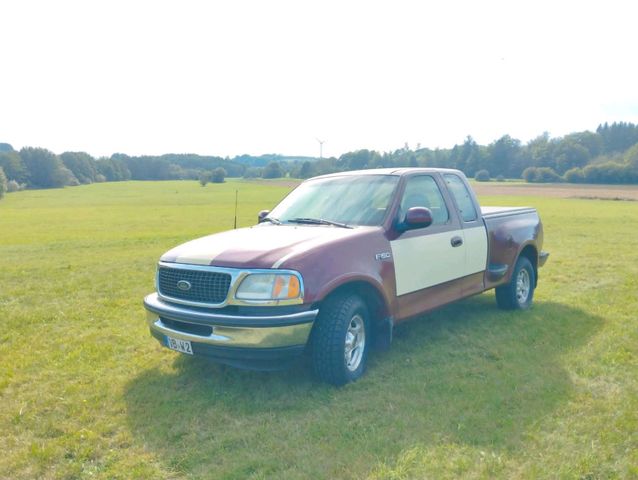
[
  {"xmin": 311, "ymin": 293, "xmax": 370, "ymax": 386},
  {"xmin": 496, "ymin": 256, "xmax": 535, "ymax": 310}
]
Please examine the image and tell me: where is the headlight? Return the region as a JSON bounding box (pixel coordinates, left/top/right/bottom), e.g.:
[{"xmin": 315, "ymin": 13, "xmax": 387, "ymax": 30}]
[{"xmin": 235, "ymin": 273, "xmax": 302, "ymax": 301}]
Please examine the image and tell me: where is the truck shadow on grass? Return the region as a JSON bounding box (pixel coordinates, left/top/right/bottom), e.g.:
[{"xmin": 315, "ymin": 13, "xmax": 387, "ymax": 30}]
[{"xmin": 124, "ymin": 295, "xmax": 601, "ymax": 477}]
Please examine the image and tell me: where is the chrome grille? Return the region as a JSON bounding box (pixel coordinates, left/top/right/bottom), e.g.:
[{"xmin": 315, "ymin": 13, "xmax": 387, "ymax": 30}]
[{"xmin": 158, "ymin": 266, "xmax": 231, "ymax": 304}]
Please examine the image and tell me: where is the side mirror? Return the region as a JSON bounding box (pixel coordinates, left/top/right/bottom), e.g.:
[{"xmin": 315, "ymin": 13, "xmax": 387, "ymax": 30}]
[
  {"xmin": 258, "ymin": 210, "xmax": 270, "ymax": 223},
  {"xmin": 401, "ymin": 207, "xmax": 433, "ymax": 231}
]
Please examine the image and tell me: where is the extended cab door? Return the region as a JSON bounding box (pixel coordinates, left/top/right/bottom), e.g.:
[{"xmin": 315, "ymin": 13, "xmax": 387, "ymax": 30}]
[
  {"xmin": 390, "ymin": 174, "xmax": 467, "ymax": 318},
  {"xmin": 442, "ymin": 173, "xmax": 488, "ymax": 296}
]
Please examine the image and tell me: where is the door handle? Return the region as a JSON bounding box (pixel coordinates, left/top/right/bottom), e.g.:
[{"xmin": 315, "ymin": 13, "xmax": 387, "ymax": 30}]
[{"xmin": 451, "ymin": 236, "xmax": 463, "ymax": 247}]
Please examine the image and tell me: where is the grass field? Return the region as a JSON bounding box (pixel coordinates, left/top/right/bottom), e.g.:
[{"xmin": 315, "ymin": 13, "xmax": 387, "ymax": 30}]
[{"xmin": 1, "ymin": 180, "xmax": 637, "ymax": 479}]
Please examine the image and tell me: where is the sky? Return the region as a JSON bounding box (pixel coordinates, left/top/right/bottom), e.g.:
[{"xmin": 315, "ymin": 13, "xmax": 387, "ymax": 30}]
[{"xmin": 1, "ymin": 0, "xmax": 637, "ymax": 159}]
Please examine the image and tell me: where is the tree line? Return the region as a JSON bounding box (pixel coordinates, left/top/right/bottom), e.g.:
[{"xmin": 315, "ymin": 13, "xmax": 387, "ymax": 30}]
[
  {"xmin": 292, "ymin": 122, "xmax": 638, "ymax": 184},
  {"xmin": 1, "ymin": 122, "xmax": 637, "ymax": 198}
]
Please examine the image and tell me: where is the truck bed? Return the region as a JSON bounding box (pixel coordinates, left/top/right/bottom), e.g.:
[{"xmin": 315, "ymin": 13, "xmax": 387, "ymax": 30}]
[{"xmin": 481, "ymin": 206, "xmax": 537, "ymax": 218}]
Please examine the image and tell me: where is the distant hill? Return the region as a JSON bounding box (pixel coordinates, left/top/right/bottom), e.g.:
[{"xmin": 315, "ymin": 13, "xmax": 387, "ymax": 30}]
[{"xmin": 232, "ymin": 154, "xmax": 318, "ymax": 167}]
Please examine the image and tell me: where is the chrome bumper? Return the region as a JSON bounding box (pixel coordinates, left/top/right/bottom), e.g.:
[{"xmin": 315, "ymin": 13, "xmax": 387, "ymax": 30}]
[{"xmin": 144, "ymin": 293, "xmax": 316, "ymax": 349}]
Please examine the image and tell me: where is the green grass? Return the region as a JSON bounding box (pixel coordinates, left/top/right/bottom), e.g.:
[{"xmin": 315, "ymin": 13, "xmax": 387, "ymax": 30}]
[{"xmin": 1, "ymin": 180, "xmax": 636, "ymax": 479}]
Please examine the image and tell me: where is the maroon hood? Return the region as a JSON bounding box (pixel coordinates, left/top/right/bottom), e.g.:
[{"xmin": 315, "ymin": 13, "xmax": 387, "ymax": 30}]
[{"xmin": 160, "ymin": 224, "xmax": 378, "ymax": 269}]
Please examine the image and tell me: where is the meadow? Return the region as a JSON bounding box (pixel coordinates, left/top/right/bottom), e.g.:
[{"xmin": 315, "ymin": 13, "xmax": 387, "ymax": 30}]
[{"xmin": 0, "ymin": 179, "xmax": 636, "ymax": 479}]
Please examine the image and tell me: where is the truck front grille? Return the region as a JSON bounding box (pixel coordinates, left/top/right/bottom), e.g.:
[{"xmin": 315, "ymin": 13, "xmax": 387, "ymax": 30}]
[{"xmin": 158, "ymin": 266, "xmax": 231, "ymax": 304}]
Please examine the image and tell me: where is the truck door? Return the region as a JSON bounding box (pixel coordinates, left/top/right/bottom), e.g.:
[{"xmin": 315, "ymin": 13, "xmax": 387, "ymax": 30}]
[
  {"xmin": 443, "ymin": 173, "xmax": 489, "ymax": 296},
  {"xmin": 390, "ymin": 174, "xmax": 466, "ymax": 304}
]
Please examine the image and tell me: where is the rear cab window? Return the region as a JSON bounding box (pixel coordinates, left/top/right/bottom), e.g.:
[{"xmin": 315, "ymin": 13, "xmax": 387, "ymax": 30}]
[{"xmin": 443, "ymin": 174, "xmax": 478, "ymax": 222}]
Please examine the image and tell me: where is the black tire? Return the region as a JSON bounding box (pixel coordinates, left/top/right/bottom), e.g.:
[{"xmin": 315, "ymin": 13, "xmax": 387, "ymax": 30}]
[
  {"xmin": 311, "ymin": 293, "xmax": 370, "ymax": 386},
  {"xmin": 496, "ymin": 256, "xmax": 535, "ymax": 310}
]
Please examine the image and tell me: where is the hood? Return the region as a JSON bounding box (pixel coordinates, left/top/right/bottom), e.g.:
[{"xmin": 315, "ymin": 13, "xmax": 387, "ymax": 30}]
[{"xmin": 160, "ymin": 224, "xmax": 374, "ymax": 269}]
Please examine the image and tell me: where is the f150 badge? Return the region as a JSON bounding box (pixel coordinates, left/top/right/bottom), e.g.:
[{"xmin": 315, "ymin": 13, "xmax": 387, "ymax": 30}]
[{"xmin": 375, "ymin": 252, "xmax": 392, "ymax": 261}]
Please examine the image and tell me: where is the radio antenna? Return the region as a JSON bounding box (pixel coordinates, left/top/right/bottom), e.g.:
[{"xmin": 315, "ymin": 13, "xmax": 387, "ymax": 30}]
[{"xmin": 233, "ymin": 189, "xmax": 238, "ymax": 229}]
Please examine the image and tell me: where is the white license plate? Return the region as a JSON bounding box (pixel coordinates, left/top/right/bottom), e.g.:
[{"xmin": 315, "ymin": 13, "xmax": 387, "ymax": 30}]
[{"xmin": 165, "ymin": 336, "xmax": 193, "ymax": 355}]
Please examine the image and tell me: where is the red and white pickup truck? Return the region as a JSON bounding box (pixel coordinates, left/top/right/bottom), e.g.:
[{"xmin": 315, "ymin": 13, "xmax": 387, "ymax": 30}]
[{"xmin": 144, "ymin": 168, "xmax": 548, "ymax": 385}]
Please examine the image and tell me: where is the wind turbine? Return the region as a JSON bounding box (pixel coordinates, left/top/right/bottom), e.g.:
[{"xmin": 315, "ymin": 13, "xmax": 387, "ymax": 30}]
[{"xmin": 316, "ymin": 138, "xmax": 326, "ymax": 159}]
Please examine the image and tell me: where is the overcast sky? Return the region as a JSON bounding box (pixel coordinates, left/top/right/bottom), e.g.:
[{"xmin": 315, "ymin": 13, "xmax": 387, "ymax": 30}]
[{"xmin": 1, "ymin": 0, "xmax": 637, "ymax": 158}]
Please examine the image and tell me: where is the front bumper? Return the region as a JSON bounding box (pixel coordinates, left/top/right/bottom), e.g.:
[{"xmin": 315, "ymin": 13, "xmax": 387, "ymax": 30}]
[{"xmin": 144, "ymin": 293, "xmax": 317, "ymax": 368}]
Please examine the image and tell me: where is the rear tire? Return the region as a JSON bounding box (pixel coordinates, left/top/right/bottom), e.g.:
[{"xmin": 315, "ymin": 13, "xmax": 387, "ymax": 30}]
[
  {"xmin": 496, "ymin": 256, "xmax": 535, "ymax": 310},
  {"xmin": 311, "ymin": 293, "xmax": 370, "ymax": 386}
]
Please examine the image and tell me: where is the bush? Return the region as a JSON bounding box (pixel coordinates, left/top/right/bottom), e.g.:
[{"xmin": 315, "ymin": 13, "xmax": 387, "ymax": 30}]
[
  {"xmin": 198, "ymin": 171, "xmax": 210, "ymax": 186},
  {"xmin": 7, "ymin": 180, "xmax": 20, "ymax": 192},
  {"xmin": 0, "ymin": 167, "xmax": 6, "ymax": 199},
  {"xmin": 474, "ymin": 169, "xmax": 490, "ymax": 182},
  {"xmin": 625, "ymin": 143, "xmax": 638, "ymax": 168},
  {"xmin": 211, "ymin": 167, "xmax": 226, "ymax": 183},
  {"xmin": 582, "ymin": 162, "xmax": 637, "ymax": 184},
  {"xmin": 521, "ymin": 167, "xmax": 537, "ymax": 182},
  {"xmin": 67, "ymin": 175, "xmax": 81, "ymax": 187},
  {"xmin": 496, "ymin": 174, "xmax": 505, "ymax": 182},
  {"xmin": 535, "ymin": 167, "xmax": 562, "ymax": 183},
  {"xmin": 522, "ymin": 166, "xmax": 562, "ymax": 183},
  {"xmin": 243, "ymin": 167, "xmax": 261, "ymax": 179},
  {"xmin": 563, "ymin": 167, "xmax": 585, "ymax": 183}
]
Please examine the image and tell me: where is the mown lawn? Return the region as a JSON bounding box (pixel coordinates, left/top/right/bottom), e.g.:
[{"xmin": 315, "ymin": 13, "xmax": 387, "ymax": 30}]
[{"xmin": 0, "ymin": 180, "xmax": 636, "ymax": 479}]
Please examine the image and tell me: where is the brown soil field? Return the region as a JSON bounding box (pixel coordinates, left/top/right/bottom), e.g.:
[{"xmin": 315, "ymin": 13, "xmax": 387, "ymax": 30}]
[
  {"xmin": 472, "ymin": 182, "xmax": 638, "ymax": 200},
  {"xmin": 238, "ymin": 178, "xmax": 302, "ymax": 188}
]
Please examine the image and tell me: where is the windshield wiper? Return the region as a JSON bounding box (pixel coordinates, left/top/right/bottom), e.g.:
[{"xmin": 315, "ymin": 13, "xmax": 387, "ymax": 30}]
[
  {"xmin": 262, "ymin": 216, "xmax": 282, "ymax": 225},
  {"xmin": 287, "ymin": 217, "xmax": 352, "ymax": 229}
]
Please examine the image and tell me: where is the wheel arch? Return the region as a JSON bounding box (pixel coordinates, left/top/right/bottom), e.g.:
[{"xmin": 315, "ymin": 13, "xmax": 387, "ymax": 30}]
[
  {"xmin": 518, "ymin": 243, "xmax": 538, "ymax": 287},
  {"xmin": 312, "ymin": 279, "xmax": 392, "ymax": 350}
]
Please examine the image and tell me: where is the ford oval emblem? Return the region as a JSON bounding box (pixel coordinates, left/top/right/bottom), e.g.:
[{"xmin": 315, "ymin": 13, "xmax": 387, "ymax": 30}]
[{"xmin": 177, "ymin": 280, "xmax": 192, "ymax": 291}]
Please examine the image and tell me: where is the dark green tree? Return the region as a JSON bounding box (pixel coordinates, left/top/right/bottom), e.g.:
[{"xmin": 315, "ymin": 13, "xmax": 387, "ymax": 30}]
[
  {"xmin": 337, "ymin": 150, "xmax": 381, "ymax": 170},
  {"xmin": 198, "ymin": 171, "xmax": 210, "ymax": 186},
  {"xmin": 486, "ymin": 135, "xmax": 522, "ymax": 177},
  {"xmin": 60, "ymin": 152, "xmax": 97, "ymax": 184},
  {"xmin": 526, "ymin": 133, "xmax": 556, "ymax": 168},
  {"xmin": 298, "ymin": 161, "xmax": 315, "ymax": 178},
  {"xmin": 451, "ymin": 136, "xmax": 483, "ymax": 176},
  {"xmin": 211, "ymin": 167, "xmax": 226, "ymax": 183},
  {"xmin": 96, "ymin": 157, "xmax": 131, "ymax": 181},
  {"xmin": 554, "ymin": 141, "xmax": 590, "ymax": 174},
  {"xmin": 243, "ymin": 167, "xmax": 261, "ymax": 178},
  {"xmin": 625, "ymin": 143, "xmax": 638, "ymax": 169},
  {"xmin": 262, "ymin": 161, "xmax": 284, "ymax": 179},
  {"xmin": 0, "ymin": 151, "xmax": 30, "ymax": 184},
  {"xmin": 0, "ymin": 166, "xmax": 7, "ymax": 199},
  {"xmin": 20, "ymin": 147, "xmax": 77, "ymax": 188},
  {"xmin": 564, "ymin": 131, "xmax": 603, "ymax": 158},
  {"xmin": 596, "ymin": 122, "xmax": 638, "ymax": 153}
]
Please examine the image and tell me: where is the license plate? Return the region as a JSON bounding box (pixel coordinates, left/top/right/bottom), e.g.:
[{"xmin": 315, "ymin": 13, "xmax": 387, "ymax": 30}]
[{"xmin": 165, "ymin": 336, "xmax": 193, "ymax": 355}]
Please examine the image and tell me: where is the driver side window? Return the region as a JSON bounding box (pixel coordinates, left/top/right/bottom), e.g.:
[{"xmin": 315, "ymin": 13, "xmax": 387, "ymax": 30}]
[{"xmin": 399, "ymin": 175, "xmax": 449, "ymax": 225}]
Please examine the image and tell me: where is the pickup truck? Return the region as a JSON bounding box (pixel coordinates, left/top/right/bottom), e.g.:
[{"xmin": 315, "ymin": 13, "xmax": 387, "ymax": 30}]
[{"xmin": 144, "ymin": 168, "xmax": 548, "ymax": 385}]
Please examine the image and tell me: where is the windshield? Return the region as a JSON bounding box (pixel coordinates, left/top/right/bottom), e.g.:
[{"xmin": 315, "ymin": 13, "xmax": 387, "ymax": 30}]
[{"xmin": 269, "ymin": 174, "xmax": 399, "ymax": 227}]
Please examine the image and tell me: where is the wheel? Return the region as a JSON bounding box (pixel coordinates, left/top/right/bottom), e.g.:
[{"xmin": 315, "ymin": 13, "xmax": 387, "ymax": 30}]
[
  {"xmin": 496, "ymin": 256, "xmax": 535, "ymax": 310},
  {"xmin": 311, "ymin": 293, "xmax": 370, "ymax": 386}
]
